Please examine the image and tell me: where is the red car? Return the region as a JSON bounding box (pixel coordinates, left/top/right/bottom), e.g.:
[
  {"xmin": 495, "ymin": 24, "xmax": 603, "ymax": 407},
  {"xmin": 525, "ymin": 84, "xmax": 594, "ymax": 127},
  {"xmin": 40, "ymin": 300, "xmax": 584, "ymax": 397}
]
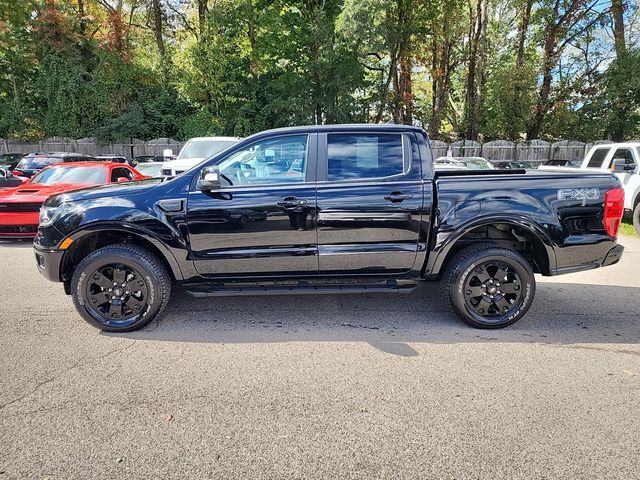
[{"xmin": 0, "ymin": 162, "xmax": 146, "ymax": 238}]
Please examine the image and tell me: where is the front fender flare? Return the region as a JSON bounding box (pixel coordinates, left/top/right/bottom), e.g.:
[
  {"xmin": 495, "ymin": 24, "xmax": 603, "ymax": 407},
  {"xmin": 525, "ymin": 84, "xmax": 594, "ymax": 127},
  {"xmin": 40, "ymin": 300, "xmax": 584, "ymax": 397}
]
[{"xmin": 63, "ymin": 222, "xmax": 185, "ymax": 281}]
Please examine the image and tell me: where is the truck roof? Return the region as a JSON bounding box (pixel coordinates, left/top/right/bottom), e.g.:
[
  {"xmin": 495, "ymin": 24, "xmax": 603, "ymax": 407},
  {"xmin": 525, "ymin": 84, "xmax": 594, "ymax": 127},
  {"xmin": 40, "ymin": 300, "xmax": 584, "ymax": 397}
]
[
  {"xmin": 590, "ymin": 142, "xmax": 640, "ymax": 149},
  {"xmin": 242, "ymin": 124, "xmax": 425, "ymax": 143}
]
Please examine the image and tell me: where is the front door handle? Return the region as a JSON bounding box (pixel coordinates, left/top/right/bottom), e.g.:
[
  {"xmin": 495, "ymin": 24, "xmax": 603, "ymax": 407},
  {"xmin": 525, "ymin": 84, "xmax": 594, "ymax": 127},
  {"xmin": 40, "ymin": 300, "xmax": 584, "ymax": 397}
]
[
  {"xmin": 277, "ymin": 197, "xmax": 308, "ymax": 208},
  {"xmin": 384, "ymin": 192, "xmax": 414, "ymax": 203}
]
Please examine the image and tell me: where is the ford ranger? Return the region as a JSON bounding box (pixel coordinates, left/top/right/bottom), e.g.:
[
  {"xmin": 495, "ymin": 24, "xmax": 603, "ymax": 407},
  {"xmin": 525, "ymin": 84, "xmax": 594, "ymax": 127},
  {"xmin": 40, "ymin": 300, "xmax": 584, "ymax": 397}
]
[{"xmin": 33, "ymin": 125, "xmax": 625, "ymax": 332}]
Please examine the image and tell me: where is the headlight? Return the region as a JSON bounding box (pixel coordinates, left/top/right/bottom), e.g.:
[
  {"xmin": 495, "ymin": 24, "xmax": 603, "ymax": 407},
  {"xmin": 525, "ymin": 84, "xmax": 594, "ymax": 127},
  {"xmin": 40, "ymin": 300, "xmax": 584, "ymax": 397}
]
[{"xmin": 39, "ymin": 203, "xmax": 77, "ymax": 227}]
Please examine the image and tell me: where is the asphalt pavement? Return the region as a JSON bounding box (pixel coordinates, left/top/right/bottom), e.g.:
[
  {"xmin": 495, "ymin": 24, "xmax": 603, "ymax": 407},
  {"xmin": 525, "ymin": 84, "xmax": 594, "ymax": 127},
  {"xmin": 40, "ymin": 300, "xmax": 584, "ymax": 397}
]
[{"xmin": 1, "ymin": 236, "xmax": 639, "ymax": 479}]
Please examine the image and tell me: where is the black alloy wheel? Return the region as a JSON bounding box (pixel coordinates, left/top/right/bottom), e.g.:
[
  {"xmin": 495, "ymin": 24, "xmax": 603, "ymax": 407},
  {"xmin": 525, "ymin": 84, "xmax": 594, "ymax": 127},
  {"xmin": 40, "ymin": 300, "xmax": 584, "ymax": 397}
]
[
  {"xmin": 443, "ymin": 243, "xmax": 535, "ymax": 328},
  {"xmin": 71, "ymin": 244, "xmax": 171, "ymax": 332},
  {"xmin": 462, "ymin": 261, "xmax": 523, "ymax": 318},
  {"xmin": 84, "ymin": 264, "xmax": 149, "ymax": 328}
]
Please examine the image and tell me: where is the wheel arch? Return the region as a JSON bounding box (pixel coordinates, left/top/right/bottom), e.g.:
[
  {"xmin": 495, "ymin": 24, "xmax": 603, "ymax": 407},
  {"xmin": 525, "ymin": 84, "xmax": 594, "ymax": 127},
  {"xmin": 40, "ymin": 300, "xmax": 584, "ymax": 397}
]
[
  {"xmin": 425, "ymin": 217, "xmax": 556, "ymax": 278},
  {"xmin": 60, "ymin": 223, "xmax": 184, "ymax": 284}
]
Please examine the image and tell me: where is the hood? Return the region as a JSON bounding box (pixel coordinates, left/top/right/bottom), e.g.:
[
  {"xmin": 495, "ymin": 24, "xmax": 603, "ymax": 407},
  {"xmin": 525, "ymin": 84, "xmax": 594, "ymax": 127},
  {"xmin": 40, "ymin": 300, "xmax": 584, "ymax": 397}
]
[
  {"xmin": 162, "ymin": 158, "xmax": 206, "ymax": 171},
  {"xmin": 45, "ymin": 178, "xmax": 165, "ymax": 207},
  {"xmin": 0, "ymin": 183, "xmax": 94, "ymax": 203}
]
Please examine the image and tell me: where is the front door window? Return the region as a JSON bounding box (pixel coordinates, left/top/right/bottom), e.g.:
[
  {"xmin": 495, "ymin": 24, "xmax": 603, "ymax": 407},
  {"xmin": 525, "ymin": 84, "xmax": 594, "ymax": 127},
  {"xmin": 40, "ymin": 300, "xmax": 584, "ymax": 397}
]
[{"xmin": 218, "ymin": 135, "xmax": 308, "ymax": 186}]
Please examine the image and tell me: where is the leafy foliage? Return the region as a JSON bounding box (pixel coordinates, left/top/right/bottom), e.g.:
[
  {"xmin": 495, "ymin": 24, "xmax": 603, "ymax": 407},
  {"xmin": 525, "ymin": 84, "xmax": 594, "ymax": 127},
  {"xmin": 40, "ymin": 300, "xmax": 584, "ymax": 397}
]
[{"xmin": 0, "ymin": 0, "xmax": 638, "ymax": 141}]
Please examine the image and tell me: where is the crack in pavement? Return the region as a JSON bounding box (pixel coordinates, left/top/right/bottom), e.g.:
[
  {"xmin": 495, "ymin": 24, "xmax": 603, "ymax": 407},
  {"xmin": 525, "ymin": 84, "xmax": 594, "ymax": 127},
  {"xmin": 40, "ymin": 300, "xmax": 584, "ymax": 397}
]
[
  {"xmin": 0, "ymin": 340, "xmax": 138, "ymax": 410},
  {"xmin": 541, "ymin": 342, "xmax": 640, "ymax": 357}
]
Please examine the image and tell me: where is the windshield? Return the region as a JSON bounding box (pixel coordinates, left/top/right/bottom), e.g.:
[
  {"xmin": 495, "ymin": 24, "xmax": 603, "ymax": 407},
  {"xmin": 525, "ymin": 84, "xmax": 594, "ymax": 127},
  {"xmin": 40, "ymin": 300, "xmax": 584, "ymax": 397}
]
[
  {"xmin": 135, "ymin": 163, "xmax": 162, "ymax": 177},
  {"xmin": 31, "ymin": 166, "xmax": 106, "ymax": 185},
  {"xmin": 178, "ymin": 140, "xmax": 237, "ymax": 160},
  {"xmin": 16, "ymin": 156, "xmax": 58, "ymax": 170},
  {"xmin": 464, "ymin": 159, "xmax": 492, "ymax": 170}
]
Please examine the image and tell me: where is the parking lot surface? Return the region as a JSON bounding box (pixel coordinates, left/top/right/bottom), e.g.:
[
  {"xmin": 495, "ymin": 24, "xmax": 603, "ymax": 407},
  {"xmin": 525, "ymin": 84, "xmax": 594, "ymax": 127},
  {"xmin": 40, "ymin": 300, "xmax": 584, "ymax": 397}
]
[{"xmin": 1, "ymin": 236, "xmax": 639, "ymax": 479}]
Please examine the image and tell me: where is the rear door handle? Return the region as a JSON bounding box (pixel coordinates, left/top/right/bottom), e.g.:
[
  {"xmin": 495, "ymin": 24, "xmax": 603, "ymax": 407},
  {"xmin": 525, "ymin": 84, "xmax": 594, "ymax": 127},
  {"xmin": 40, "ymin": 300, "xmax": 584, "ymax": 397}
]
[
  {"xmin": 277, "ymin": 197, "xmax": 308, "ymax": 208},
  {"xmin": 384, "ymin": 192, "xmax": 414, "ymax": 203}
]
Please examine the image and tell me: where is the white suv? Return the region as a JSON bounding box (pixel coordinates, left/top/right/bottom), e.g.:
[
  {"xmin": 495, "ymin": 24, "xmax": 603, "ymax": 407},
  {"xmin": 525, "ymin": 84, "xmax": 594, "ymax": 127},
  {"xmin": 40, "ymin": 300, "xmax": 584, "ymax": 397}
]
[
  {"xmin": 161, "ymin": 136, "xmax": 240, "ymax": 177},
  {"xmin": 580, "ymin": 142, "xmax": 640, "ymax": 234}
]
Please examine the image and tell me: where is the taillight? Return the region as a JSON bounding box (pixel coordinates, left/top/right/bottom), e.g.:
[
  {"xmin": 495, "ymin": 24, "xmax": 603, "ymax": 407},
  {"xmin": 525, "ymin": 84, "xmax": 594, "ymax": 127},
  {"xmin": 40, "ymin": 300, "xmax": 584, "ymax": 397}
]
[
  {"xmin": 13, "ymin": 170, "xmax": 24, "ymax": 176},
  {"xmin": 603, "ymin": 188, "xmax": 624, "ymax": 237}
]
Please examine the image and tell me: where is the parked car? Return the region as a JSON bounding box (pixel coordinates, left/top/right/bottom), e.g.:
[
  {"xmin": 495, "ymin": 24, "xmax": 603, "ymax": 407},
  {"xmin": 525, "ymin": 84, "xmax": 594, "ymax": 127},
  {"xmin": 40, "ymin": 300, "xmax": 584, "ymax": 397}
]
[
  {"xmin": 13, "ymin": 153, "xmax": 97, "ymax": 178},
  {"xmin": 34, "ymin": 124, "xmax": 625, "ymax": 332},
  {"xmin": 577, "ymin": 142, "xmax": 640, "ymax": 234},
  {"xmin": 435, "ymin": 156, "xmax": 495, "ymax": 170},
  {"xmin": 132, "ymin": 162, "xmax": 163, "ymax": 177},
  {"xmin": 0, "ymin": 162, "xmax": 146, "ymax": 238},
  {"xmin": 96, "ymin": 155, "xmax": 128, "ymax": 163},
  {"xmin": 542, "ymin": 159, "xmax": 582, "ymax": 167},
  {"xmin": 161, "ymin": 136, "xmax": 240, "ymax": 177},
  {"xmin": 130, "ymin": 155, "xmax": 176, "ymax": 167},
  {"xmin": 0, "ymin": 153, "xmax": 26, "ymax": 170},
  {"xmin": 0, "ymin": 168, "xmax": 28, "ymax": 189},
  {"xmin": 434, "ymin": 159, "xmax": 469, "ymax": 170},
  {"xmin": 495, "ymin": 161, "xmax": 536, "ymax": 170}
]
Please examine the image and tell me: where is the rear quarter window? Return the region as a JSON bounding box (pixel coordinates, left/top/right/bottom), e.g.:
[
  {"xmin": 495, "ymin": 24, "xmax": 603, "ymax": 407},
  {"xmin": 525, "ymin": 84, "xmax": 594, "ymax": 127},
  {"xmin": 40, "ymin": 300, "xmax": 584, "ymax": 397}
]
[{"xmin": 586, "ymin": 148, "xmax": 609, "ymax": 168}]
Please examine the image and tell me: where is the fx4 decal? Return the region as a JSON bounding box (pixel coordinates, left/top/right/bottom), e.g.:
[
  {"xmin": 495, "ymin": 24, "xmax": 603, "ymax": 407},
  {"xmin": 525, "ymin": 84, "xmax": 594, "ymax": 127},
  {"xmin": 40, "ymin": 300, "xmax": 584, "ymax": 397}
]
[{"xmin": 557, "ymin": 188, "xmax": 600, "ymax": 201}]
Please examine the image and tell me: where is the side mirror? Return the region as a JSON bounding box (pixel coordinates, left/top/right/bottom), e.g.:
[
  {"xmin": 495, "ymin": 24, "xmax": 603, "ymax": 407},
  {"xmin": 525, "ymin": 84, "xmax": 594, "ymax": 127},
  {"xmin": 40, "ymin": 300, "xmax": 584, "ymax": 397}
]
[
  {"xmin": 117, "ymin": 177, "xmax": 129, "ymax": 183},
  {"xmin": 197, "ymin": 166, "xmax": 221, "ymax": 191},
  {"xmin": 611, "ymin": 158, "xmax": 636, "ymax": 173}
]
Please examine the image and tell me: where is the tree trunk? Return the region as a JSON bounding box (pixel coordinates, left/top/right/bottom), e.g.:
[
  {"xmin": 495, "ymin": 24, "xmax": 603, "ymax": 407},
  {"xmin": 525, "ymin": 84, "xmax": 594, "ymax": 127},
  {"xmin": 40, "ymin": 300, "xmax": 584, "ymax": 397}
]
[
  {"xmin": 396, "ymin": 0, "xmax": 413, "ymax": 124},
  {"xmin": 464, "ymin": 0, "xmax": 487, "ymax": 140},
  {"xmin": 246, "ymin": 0, "xmax": 258, "ymax": 80},
  {"xmin": 198, "ymin": 0, "xmax": 208, "ymax": 40},
  {"xmin": 152, "ymin": 0, "xmax": 165, "ymax": 57},
  {"xmin": 77, "ymin": 0, "xmax": 85, "ymax": 34},
  {"xmin": 516, "ymin": 0, "xmax": 533, "ymax": 68},
  {"xmin": 611, "ymin": 0, "xmax": 626, "ymax": 58},
  {"xmin": 430, "ymin": 0, "xmax": 455, "ymax": 138},
  {"xmin": 528, "ymin": 23, "xmax": 557, "ymax": 139}
]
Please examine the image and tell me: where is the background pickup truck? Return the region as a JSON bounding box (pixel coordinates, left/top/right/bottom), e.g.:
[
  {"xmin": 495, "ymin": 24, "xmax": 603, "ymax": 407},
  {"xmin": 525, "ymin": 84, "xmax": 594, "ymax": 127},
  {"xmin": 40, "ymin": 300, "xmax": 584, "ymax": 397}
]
[
  {"xmin": 581, "ymin": 142, "xmax": 640, "ymax": 234},
  {"xmin": 540, "ymin": 142, "xmax": 640, "ymax": 234},
  {"xmin": 34, "ymin": 125, "xmax": 625, "ymax": 332}
]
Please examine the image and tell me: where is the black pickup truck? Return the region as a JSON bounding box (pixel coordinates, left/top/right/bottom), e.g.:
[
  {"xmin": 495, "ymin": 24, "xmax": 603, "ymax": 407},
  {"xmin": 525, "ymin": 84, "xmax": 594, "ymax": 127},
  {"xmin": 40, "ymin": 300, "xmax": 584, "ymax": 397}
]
[{"xmin": 33, "ymin": 125, "xmax": 625, "ymax": 332}]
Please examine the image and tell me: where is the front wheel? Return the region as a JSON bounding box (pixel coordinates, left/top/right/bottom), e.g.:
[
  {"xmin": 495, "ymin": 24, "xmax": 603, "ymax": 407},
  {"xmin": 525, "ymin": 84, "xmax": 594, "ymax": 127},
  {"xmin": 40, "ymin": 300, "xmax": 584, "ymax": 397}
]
[
  {"xmin": 443, "ymin": 244, "xmax": 535, "ymax": 329},
  {"xmin": 71, "ymin": 244, "xmax": 172, "ymax": 332}
]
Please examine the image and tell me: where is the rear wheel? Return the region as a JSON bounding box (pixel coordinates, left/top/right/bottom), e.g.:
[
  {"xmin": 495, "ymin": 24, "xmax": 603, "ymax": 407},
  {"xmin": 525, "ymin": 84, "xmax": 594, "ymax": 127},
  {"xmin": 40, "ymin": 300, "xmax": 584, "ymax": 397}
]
[
  {"xmin": 71, "ymin": 244, "xmax": 172, "ymax": 332},
  {"xmin": 443, "ymin": 244, "xmax": 535, "ymax": 328},
  {"xmin": 633, "ymin": 202, "xmax": 640, "ymax": 235}
]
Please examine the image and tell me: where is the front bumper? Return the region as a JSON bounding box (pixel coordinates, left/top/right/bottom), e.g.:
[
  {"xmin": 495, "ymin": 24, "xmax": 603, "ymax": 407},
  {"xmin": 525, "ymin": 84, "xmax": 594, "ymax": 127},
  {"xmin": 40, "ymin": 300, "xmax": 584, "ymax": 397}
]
[{"xmin": 33, "ymin": 245, "xmax": 64, "ymax": 282}]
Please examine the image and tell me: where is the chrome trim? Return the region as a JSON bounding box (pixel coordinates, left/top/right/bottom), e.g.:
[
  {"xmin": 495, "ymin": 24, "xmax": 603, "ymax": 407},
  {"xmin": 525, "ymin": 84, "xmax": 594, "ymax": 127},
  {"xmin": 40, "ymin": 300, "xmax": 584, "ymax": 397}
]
[{"xmin": 318, "ymin": 212, "xmax": 411, "ymax": 222}]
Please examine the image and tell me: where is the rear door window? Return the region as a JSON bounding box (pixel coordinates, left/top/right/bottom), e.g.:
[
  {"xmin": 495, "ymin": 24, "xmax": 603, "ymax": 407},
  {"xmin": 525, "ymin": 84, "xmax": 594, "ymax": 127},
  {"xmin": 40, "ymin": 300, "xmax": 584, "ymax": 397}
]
[
  {"xmin": 327, "ymin": 134, "xmax": 404, "ymax": 181},
  {"xmin": 586, "ymin": 148, "xmax": 609, "ymax": 168}
]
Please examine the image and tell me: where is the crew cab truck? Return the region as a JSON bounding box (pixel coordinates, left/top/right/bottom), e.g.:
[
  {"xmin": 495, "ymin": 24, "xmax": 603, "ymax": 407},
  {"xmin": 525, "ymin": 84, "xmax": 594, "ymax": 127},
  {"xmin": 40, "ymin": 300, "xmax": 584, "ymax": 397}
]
[
  {"xmin": 34, "ymin": 125, "xmax": 625, "ymax": 332},
  {"xmin": 580, "ymin": 142, "xmax": 640, "ymax": 234}
]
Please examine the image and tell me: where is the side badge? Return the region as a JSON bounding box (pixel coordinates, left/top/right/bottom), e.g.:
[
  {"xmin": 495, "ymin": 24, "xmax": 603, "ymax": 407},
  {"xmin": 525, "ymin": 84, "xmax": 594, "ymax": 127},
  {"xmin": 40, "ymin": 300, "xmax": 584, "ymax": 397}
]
[{"xmin": 557, "ymin": 188, "xmax": 600, "ymax": 201}]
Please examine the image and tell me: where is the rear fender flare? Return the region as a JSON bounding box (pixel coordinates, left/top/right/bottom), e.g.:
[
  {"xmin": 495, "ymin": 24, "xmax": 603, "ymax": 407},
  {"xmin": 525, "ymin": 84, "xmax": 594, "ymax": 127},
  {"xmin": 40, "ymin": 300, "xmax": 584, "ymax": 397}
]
[{"xmin": 425, "ymin": 215, "xmax": 557, "ymax": 276}]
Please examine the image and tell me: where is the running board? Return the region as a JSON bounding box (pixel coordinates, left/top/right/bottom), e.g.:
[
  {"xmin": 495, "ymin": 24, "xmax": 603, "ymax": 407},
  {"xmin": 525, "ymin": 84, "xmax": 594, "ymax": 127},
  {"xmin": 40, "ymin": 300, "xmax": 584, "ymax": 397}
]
[{"xmin": 186, "ymin": 280, "xmax": 418, "ymax": 298}]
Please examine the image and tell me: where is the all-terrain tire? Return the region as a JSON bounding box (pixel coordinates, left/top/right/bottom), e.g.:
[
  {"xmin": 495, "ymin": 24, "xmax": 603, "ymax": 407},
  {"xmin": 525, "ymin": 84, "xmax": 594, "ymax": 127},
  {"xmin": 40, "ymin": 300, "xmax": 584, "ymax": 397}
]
[
  {"xmin": 443, "ymin": 243, "xmax": 535, "ymax": 329},
  {"xmin": 70, "ymin": 244, "xmax": 172, "ymax": 332}
]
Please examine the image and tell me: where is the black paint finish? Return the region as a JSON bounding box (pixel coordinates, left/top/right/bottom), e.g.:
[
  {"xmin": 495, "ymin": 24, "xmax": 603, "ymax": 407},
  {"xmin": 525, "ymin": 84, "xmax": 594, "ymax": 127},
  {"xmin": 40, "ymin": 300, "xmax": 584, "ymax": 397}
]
[{"xmin": 33, "ymin": 124, "xmax": 623, "ymax": 287}]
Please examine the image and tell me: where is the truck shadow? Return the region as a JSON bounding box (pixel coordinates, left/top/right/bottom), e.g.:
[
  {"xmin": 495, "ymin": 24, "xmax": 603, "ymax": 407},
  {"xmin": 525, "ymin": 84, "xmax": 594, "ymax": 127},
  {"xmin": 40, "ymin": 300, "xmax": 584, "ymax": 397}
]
[
  {"xmin": 0, "ymin": 239, "xmax": 34, "ymax": 248},
  {"xmin": 117, "ymin": 281, "xmax": 640, "ymax": 354}
]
